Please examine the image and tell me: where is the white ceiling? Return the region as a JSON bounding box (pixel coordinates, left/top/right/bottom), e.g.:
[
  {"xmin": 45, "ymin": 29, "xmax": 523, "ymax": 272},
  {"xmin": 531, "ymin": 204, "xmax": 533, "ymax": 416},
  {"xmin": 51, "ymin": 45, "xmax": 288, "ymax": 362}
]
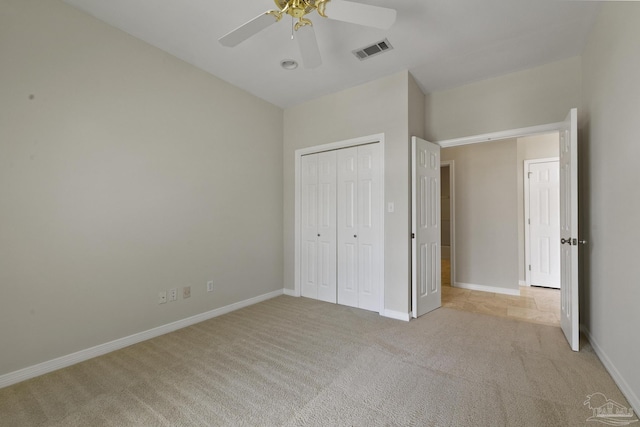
[{"xmin": 61, "ymin": 0, "xmax": 600, "ymax": 108}]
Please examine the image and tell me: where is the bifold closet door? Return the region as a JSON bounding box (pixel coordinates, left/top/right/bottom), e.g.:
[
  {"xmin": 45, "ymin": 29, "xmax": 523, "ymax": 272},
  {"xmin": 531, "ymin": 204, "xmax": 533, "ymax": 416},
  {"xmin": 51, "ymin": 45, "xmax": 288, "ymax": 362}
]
[
  {"xmin": 301, "ymin": 151, "xmax": 337, "ymax": 303},
  {"xmin": 337, "ymin": 144, "xmax": 382, "ymax": 311}
]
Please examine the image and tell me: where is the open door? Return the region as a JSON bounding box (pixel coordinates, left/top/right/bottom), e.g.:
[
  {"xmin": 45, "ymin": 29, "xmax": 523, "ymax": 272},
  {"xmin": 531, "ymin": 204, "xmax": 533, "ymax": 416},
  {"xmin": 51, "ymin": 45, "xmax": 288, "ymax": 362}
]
[
  {"xmin": 412, "ymin": 137, "xmax": 441, "ymax": 318},
  {"xmin": 560, "ymin": 108, "xmax": 580, "ymax": 351}
]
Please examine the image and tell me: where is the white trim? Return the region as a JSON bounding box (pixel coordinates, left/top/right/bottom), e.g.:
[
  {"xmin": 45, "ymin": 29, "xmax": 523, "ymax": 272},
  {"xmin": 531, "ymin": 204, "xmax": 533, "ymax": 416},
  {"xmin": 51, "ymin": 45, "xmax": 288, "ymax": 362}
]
[
  {"xmin": 525, "ymin": 157, "xmax": 559, "ymax": 164},
  {"xmin": 454, "ymin": 282, "xmax": 521, "ymax": 296},
  {"xmin": 294, "ymin": 133, "xmax": 386, "ymax": 314},
  {"xmin": 283, "ymin": 288, "xmax": 297, "ymax": 297},
  {"xmin": 437, "ymin": 122, "xmax": 564, "ymax": 148},
  {"xmin": 382, "ymin": 309, "xmax": 411, "ymax": 322},
  {"xmin": 519, "ymin": 280, "xmax": 528, "ymax": 286},
  {"xmin": 0, "ymin": 289, "xmax": 284, "ymax": 389},
  {"xmin": 440, "ymin": 160, "xmax": 455, "ymax": 287},
  {"xmin": 294, "ymin": 133, "xmax": 385, "ymax": 157},
  {"xmin": 581, "ymin": 325, "xmax": 640, "ymax": 414},
  {"xmin": 523, "ymin": 157, "xmax": 560, "ymax": 286},
  {"xmin": 378, "ymin": 140, "xmax": 386, "ymax": 315}
]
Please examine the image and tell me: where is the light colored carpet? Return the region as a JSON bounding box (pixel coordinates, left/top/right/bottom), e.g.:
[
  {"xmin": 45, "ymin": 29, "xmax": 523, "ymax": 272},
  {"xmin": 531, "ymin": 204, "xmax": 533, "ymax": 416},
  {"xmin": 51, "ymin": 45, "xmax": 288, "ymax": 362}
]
[{"xmin": 0, "ymin": 296, "xmax": 633, "ymax": 426}]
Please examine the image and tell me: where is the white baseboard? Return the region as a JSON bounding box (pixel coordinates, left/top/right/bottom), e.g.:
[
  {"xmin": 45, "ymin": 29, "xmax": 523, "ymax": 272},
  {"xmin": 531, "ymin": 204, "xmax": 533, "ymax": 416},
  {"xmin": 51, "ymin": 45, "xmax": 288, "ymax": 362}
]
[
  {"xmin": 454, "ymin": 281, "xmax": 521, "ymax": 296},
  {"xmin": 283, "ymin": 288, "xmax": 298, "ymax": 297},
  {"xmin": 0, "ymin": 289, "xmax": 284, "ymax": 389},
  {"xmin": 382, "ymin": 309, "xmax": 410, "ymax": 322},
  {"xmin": 580, "ymin": 325, "xmax": 640, "ymax": 414}
]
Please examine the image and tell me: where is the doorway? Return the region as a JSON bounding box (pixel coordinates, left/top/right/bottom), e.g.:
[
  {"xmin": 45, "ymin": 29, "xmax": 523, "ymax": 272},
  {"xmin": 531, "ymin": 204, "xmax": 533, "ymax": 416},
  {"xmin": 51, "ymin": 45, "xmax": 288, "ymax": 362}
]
[
  {"xmin": 417, "ymin": 110, "xmax": 579, "ymax": 350},
  {"xmin": 440, "ymin": 162, "xmax": 454, "ymax": 289},
  {"xmin": 437, "ymin": 132, "xmax": 562, "ymax": 327}
]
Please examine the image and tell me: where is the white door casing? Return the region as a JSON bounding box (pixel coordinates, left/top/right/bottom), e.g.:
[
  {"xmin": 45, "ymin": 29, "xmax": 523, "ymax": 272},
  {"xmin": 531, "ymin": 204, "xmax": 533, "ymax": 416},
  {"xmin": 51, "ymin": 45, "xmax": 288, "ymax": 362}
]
[
  {"xmin": 300, "ymin": 152, "xmax": 337, "ymax": 302},
  {"xmin": 412, "ymin": 137, "xmax": 442, "ymax": 318},
  {"xmin": 337, "ymin": 144, "xmax": 382, "ymax": 311},
  {"xmin": 560, "ymin": 108, "xmax": 580, "ymax": 351},
  {"xmin": 528, "ymin": 160, "xmax": 561, "ymax": 289}
]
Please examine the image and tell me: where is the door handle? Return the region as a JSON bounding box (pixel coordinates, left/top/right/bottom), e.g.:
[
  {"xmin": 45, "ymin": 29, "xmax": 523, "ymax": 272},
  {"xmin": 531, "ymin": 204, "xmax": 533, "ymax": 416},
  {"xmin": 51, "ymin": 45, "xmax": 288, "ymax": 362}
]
[{"xmin": 561, "ymin": 238, "xmax": 587, "ymax": 245}]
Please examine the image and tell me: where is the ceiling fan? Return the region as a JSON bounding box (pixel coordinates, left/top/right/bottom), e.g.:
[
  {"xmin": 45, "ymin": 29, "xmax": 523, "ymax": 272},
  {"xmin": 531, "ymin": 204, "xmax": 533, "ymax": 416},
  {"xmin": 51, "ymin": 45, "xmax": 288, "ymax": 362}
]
[{"xmin": 219, "ymin": 0, "xmax": 397, "ymax": 69}]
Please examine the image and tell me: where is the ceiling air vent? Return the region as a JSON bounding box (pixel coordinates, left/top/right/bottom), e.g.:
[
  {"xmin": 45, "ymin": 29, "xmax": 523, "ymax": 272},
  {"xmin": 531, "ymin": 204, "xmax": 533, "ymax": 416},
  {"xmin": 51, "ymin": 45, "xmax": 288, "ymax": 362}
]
[{"xmin": 353, "ymin": 38, "xmax": 393, "ymax": 61}]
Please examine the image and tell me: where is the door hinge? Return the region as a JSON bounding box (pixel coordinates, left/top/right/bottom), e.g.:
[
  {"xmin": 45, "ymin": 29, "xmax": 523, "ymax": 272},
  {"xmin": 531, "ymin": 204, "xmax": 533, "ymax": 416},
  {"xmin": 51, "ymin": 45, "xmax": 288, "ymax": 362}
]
[
  {"xmin": 528, "ymin": 218, "xmax": 530, "ymax": 225},
  {"xmin": 528, "ymin": 265, "xmax": 531, "ymax": 271},
  {"xmin": 528, "ymin": 172, "xmax": 532, "ymax": 179},
  {"xmin": 411, "ymin": 233, "xmax": 415, "ymax": 239}
]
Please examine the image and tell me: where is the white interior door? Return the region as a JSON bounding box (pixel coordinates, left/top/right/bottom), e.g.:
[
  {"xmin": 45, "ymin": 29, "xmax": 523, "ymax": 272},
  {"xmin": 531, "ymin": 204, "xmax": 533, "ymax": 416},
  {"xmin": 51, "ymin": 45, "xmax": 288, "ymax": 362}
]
[
  {"xmin": 301, "ymin": 154, "xmax": 319, "ymax": 299},
  {"xmin": 412, "ymin": 137, "xmax": 441, "ymax": 318},
  {"xmin": 301, "ymin": 152, "xmax": 337, "ymax": 302},
  {"xmin": 317, "ymin": 151, "xmax": 337, "ymax": 303},
  {"xmin": 560, "ymin": 108, "xmax": 580, "ymax": 351},
  {"xmin": 337, "ymin": 144, "xmax": 382, "ymax": 311},
  {"xmin": 337, "ymin": 147, "xmax": 359, "ymax": 308},
  {"xmin": 355, "ymin": 143, "xmax": 381, "ymax": 311},
  {"xmin": 528, "ymin": 161, "xmax": 561, "ymax": 288}
]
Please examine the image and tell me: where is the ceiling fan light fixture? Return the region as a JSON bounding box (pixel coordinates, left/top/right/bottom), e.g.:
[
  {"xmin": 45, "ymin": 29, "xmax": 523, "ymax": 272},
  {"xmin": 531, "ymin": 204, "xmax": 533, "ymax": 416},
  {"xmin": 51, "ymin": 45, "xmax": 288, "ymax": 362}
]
[
  {"xmin": 219, "ymin": 1, "xmax": 397, "ymax": 69},
  {"xmin": 281, "ymin": 59, "xmax": 299, "ymax": 70}
]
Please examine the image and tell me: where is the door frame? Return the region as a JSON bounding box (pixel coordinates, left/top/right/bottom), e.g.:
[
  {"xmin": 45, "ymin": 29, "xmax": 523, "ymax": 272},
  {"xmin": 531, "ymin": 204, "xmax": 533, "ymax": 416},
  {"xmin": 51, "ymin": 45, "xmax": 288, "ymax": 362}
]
[
  {"xmin": 293, "ymin": 133, "xmax": 386, "ymax": 315},
  {"xmin": 524, "ymin": 157, "xmax": 560, "ymax": 287},
  {"xmin": 437, "ymin": 122, "xmax": 565, "ymax": 148},
  {"xmin": 440, "ymin": 160, "xmax": 455, "ymax": 287}
]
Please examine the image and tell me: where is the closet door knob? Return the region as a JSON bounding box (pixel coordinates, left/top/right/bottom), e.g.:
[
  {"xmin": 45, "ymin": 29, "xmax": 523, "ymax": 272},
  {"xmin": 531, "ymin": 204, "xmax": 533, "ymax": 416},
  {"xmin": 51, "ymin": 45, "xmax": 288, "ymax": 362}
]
[
  {"xmin": 317, "ymin": 234, "xmax": 320, "ymax": 237},
  {"xmin": 354, "ymin": 235, "xmax": 357, "ymax": 238}
]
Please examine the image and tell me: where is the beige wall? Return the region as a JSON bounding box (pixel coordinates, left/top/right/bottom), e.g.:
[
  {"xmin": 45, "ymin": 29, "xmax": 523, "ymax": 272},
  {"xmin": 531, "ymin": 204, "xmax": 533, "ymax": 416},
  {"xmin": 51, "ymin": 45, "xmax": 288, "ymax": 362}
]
[
  {"xmin": 0, "ymin": 0, "xmax": 283, "ymax": 376},
  {"xmin": 516, "ymin": 133, "xmax": 559, "ymax": 283},
  {"xmin": 441, "ymin": 140, "xmax": 519, "ymax": 291},
  {"xmin": 284, "ymin": 71, "xmax": 416, "ymax": 315},
  {"xmin": 425, "ymin": 57, "xmax": 582, "ymax": 141},
  {"xmin": 581, "ymin": 3, "xmax": 640, "ymax": 409},
  {"xmin": 408, "ymin": 73, "xmax": 426, "ymax": 140}
]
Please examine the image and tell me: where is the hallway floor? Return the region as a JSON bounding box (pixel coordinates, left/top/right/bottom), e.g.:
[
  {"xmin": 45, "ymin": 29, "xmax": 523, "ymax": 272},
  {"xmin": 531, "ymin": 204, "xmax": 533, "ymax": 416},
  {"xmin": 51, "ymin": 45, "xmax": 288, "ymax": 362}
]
[{"xmin": 441, "ymin": 260, "xmax": 561, "ymax": 327}]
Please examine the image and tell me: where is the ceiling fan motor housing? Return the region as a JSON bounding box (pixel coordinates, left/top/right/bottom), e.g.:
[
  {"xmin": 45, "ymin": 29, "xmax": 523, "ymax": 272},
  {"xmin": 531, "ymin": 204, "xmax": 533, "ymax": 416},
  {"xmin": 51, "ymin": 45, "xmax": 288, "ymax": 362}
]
[{"xmin": 274, "ymin": 0, "xmax": 327, "ymax": 19}]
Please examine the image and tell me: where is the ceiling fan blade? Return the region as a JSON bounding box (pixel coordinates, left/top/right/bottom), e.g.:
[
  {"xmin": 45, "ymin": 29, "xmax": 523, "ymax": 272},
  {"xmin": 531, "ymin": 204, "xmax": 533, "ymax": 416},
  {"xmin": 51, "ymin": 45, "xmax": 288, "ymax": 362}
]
[
  {"xmin": 219, "ymin": 12, "xmax": 279, "ymax": 47},
  {"xmin": 323, "ymin": 1, "xmax": 396, "ymax": 30},
  {"xmin": 296, "ymin": 25, "xmax": 322, "ymax": 69}
]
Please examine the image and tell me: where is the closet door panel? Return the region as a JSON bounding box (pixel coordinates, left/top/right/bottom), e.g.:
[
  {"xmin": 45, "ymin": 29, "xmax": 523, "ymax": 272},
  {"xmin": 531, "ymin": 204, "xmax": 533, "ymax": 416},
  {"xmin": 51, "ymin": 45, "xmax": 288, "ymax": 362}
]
[
  {"xmin": 356, "ymin": 144, "xmax": 381, "ymax": 311},
  {"xmin": 301, "ymin": 154, "xmax": 319, "ymax": 299},
  {"xmin": 317, "ymin": 151, "xmax": 337, "ymax": 303},
  {"xmin": 337, "ymin": 147, "xmax": 359, "ymax": 308}
]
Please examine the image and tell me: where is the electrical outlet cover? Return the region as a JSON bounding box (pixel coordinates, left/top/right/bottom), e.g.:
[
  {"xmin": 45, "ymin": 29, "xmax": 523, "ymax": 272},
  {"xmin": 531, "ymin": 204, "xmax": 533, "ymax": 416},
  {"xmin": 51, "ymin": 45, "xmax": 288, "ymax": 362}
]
[
  {"xmin": 169, "ymin": 288, "xmax": 177, "ymax": 302},
  {"xmin": 207, "ymin": 281, "xmax": 214, "ymax": 292},
  {"xmin": 158, "ymin": 291, "xmax": 167, "ymax": 304},
  {"xmin": 183, "ymin": 286, "xmax": 191, "ymax": 299}
]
